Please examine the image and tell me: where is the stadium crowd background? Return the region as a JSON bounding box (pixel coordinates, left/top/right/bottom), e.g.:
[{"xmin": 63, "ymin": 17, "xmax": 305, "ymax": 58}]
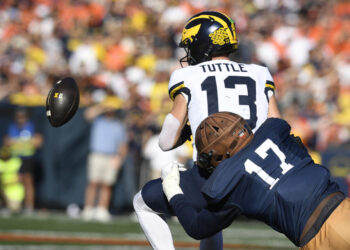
[{"xmin": 0, "ymin": 0, "xmax": 349, "ymax": 215}]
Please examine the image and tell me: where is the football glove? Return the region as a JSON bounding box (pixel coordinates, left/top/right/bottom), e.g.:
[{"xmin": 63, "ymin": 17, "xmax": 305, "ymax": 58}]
[
  {"xmin": 161, "ymin": 161, "xmax": 186, "ymax": 180},
  {"xmin": 161, "ymin": 161, "xmax": 184, "ymax": 201}
]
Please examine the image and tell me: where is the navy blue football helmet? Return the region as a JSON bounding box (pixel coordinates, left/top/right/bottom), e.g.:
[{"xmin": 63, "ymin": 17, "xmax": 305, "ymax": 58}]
[{"xmin": 179, "ymin": 11, "xmax": 238, "ymax": 66}]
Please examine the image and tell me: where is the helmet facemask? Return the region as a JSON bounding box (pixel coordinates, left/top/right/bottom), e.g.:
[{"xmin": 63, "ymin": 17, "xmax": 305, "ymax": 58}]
[
  {"xmin": 179, "ymin": 43, "xmax": 197, "ymax": 67},
  {"xmin": 179, "ymin": 38, "xmax": 213, "ymax": 67}
]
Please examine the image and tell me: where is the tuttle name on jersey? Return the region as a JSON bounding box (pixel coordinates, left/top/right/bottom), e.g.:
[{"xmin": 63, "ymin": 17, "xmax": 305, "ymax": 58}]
[{"xmin": 200, "ymin": 63, "xmax": 247, "ymax": 73}]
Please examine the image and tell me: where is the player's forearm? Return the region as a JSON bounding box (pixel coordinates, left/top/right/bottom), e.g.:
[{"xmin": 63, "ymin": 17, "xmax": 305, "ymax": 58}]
[
  {"xmin": 172, "ymin": 123, "xmax": 191, "ymax": 148},
  {"xmin": 158, "ymin": 113, "xmax": 182, "ymax": 151},
  {"xmin": 169, "ymin": 194, "xmax": 215, "ymax": 239},
  {"xmin": 267, "ymin": 95, "xmax": 281, "ymax": 118},
  {"xmin": 159, "ymin": 94, "xmax": 189, "ymax": 151},
  {"xmin": 169, "ymin": 194, "xmax": 238, "ymax": 240}
]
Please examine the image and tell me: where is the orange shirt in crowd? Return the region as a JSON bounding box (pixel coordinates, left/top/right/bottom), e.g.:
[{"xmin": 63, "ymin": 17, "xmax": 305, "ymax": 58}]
[{"xmin": 104, "ymin": 45, "xmax": 128, "ymax": 71}]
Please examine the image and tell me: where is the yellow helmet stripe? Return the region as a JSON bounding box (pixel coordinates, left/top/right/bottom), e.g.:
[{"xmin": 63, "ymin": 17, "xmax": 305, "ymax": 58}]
[
  {"xmin": 188, "ymin": 14, "xmax": 235, "ymax": 44},
  {"xmin": 220, "ymin": 12, "xmax": 233, "ymax": 22},
  {"xmin": 182, "ymin": 24, "xmax": 201, "ymax": 44}
]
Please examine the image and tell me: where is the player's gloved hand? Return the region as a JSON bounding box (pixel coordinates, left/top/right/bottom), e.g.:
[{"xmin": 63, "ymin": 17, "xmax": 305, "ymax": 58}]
[
  {"xmin": 161, "ymin": 161, "xmax": 187, "ymax": 180},
  {"xmin": 161, "ymin": 161, "xmax": 184, "ymax": 201}
]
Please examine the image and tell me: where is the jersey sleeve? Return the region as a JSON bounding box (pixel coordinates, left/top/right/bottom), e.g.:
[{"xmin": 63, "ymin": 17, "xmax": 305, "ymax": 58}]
[
  {"xmin": 169, "ymin": 194, "xmax": 240, "ymax": 240},
  {"xmin": 168, "ymin": 69, "xmax": 191, "ymax": 103},
  {"xmin": 264, "ymin": 67, "xmax": 276, "ymax": 102}
]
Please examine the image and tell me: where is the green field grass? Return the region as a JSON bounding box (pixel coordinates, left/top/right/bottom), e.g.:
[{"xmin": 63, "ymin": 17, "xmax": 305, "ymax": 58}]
[{"xmin": 0, "ymin": 211, "xmax": 296, "ymax": 249}]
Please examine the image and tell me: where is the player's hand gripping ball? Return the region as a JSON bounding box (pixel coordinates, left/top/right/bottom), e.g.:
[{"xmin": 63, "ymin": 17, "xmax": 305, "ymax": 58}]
[{"xmin": 46, "ymin": 77, "xmax": 80, "ymax": 127}]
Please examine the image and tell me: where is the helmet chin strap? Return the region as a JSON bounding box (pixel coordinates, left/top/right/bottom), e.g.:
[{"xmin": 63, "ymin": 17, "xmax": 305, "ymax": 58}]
[{"xmin": 202, "ymin": 44, "xmax": 213, "ymax": 63}]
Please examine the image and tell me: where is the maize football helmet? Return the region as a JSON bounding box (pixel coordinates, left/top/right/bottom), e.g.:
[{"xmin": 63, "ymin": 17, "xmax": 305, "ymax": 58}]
[{"xmin": 179, "ymin": 11, "xmax": 238, "ymax": 66}]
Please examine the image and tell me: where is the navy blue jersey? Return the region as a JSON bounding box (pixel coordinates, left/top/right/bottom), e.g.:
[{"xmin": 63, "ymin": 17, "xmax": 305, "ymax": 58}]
[{"xmin": 170, "ymin": 118, "xmax": 341, "ymax": 246}]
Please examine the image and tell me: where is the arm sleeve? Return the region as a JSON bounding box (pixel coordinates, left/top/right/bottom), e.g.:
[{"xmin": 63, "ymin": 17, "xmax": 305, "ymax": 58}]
[
  {"xmin": 169, "ymin": 194, "xmax": 240, "ymax": 240},
  {"xmin": 264, "ymin": 67, "xmax": 276, "ymax": 101}
]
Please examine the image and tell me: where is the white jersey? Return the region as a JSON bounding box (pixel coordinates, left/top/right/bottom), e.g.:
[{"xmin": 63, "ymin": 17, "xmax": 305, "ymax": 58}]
[{"xmin": 168, "ymin": 59, "xmax": 276, "ymax": 160}]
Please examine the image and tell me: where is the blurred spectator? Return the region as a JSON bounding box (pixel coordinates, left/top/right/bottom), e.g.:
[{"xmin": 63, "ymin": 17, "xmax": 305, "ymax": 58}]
[
  {"xmin": 142, "ymin": 125, "xmax": 189, "ymax": 180},
  {"xmin": 255, "ymin": 27, "xmax": 282, "ymax": 72},
  {"xmin": 68, "ymin": 38, "xmax": 99, "ymax": 76},
  {"xmin": 0, "ymin": 146, "xmax": 24, "ymax": 214},
  {"xmin": 81, "ymin": 105, "xmax": 128, "ymax": 222},
  {"xmin": 3, "ymin": 107, "xmax": 43, "ymax": 213},
  {"xmin": 148, "ymin": 65, "xmax": 173, "ymax": 126}
]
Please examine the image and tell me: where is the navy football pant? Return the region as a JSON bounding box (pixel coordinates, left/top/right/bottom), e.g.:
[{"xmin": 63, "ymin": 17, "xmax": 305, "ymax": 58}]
[{"xmin": 140, "ymin": 164, "xmax": 223, "ymax": 250}]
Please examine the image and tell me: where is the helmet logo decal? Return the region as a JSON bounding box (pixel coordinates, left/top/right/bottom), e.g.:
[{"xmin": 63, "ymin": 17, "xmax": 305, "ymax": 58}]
[
  {"xmin": 189, "ymin": 15, "xmax": 235, "ymax": 44},
  {"xmin": 179, "ymin": 12, "xmax": 239, "ymax": 66},
  {"xmin": 209, "ymin": 27, "xmax": 230, "ymax": 45},
  {"xmin": 181, "ymin": 24, "xmax": 201, "ymax": 45}
]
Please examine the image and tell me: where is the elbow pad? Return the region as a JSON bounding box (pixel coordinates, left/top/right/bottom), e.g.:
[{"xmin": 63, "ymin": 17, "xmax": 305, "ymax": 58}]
[{"xmin": 159, "ymin": 114, "xmax": 180, "ymax": 151}]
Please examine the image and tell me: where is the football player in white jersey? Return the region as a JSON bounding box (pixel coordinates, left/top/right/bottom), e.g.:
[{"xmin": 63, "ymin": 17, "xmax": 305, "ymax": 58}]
[{"xmin": 133, "ymin": 11, "xmax": 280, "ymax": 250}]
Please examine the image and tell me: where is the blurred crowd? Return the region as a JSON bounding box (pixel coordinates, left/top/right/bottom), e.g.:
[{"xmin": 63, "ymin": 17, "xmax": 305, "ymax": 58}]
[
  {"xmin": 0, "ymin": 0, "xmax": 349, "ymax": 214},
  {"xmin": 0, "ymin": 0, "xmax": 349, "ymax": 150}
]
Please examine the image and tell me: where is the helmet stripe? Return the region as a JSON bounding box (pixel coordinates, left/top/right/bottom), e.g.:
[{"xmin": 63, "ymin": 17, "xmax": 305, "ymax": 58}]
[
  {"xmin": 181, "ymin": 24, "xmax": 202, "ymax": 44},
  {"xmin": 219, "ymin": 12, "xmax": 235, "ymax": 24},
  {"xmin": 188, "ymin": 14, "xmax": 236, "ymax": 44}
]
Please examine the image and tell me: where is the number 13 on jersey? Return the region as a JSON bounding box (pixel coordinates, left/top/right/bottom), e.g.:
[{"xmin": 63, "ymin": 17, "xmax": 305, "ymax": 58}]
[{"xmin": 201, "ymin": 76, "xmax": 257, "ymax": 130}]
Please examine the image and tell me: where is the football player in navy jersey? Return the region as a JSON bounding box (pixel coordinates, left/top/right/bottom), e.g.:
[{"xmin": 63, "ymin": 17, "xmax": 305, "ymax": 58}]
[
  {"xmin": 133, "ymin": 11, "xmax": 280, "ymax": 249},
  {"xmin": 162, "ymin": 112, "xmax": 350, "ymax": 250}
]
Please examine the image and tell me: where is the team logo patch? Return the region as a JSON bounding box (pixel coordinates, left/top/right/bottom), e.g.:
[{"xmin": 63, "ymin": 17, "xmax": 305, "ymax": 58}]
[{"xmin": 209, "ymin": 27, "xmax": 230, "ymax": 45}]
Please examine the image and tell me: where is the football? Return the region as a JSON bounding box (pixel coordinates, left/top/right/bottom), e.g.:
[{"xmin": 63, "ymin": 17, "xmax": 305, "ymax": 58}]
[{"xmin": 46, "ymin": 77, "xmax": 80, "ymax": 127}]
